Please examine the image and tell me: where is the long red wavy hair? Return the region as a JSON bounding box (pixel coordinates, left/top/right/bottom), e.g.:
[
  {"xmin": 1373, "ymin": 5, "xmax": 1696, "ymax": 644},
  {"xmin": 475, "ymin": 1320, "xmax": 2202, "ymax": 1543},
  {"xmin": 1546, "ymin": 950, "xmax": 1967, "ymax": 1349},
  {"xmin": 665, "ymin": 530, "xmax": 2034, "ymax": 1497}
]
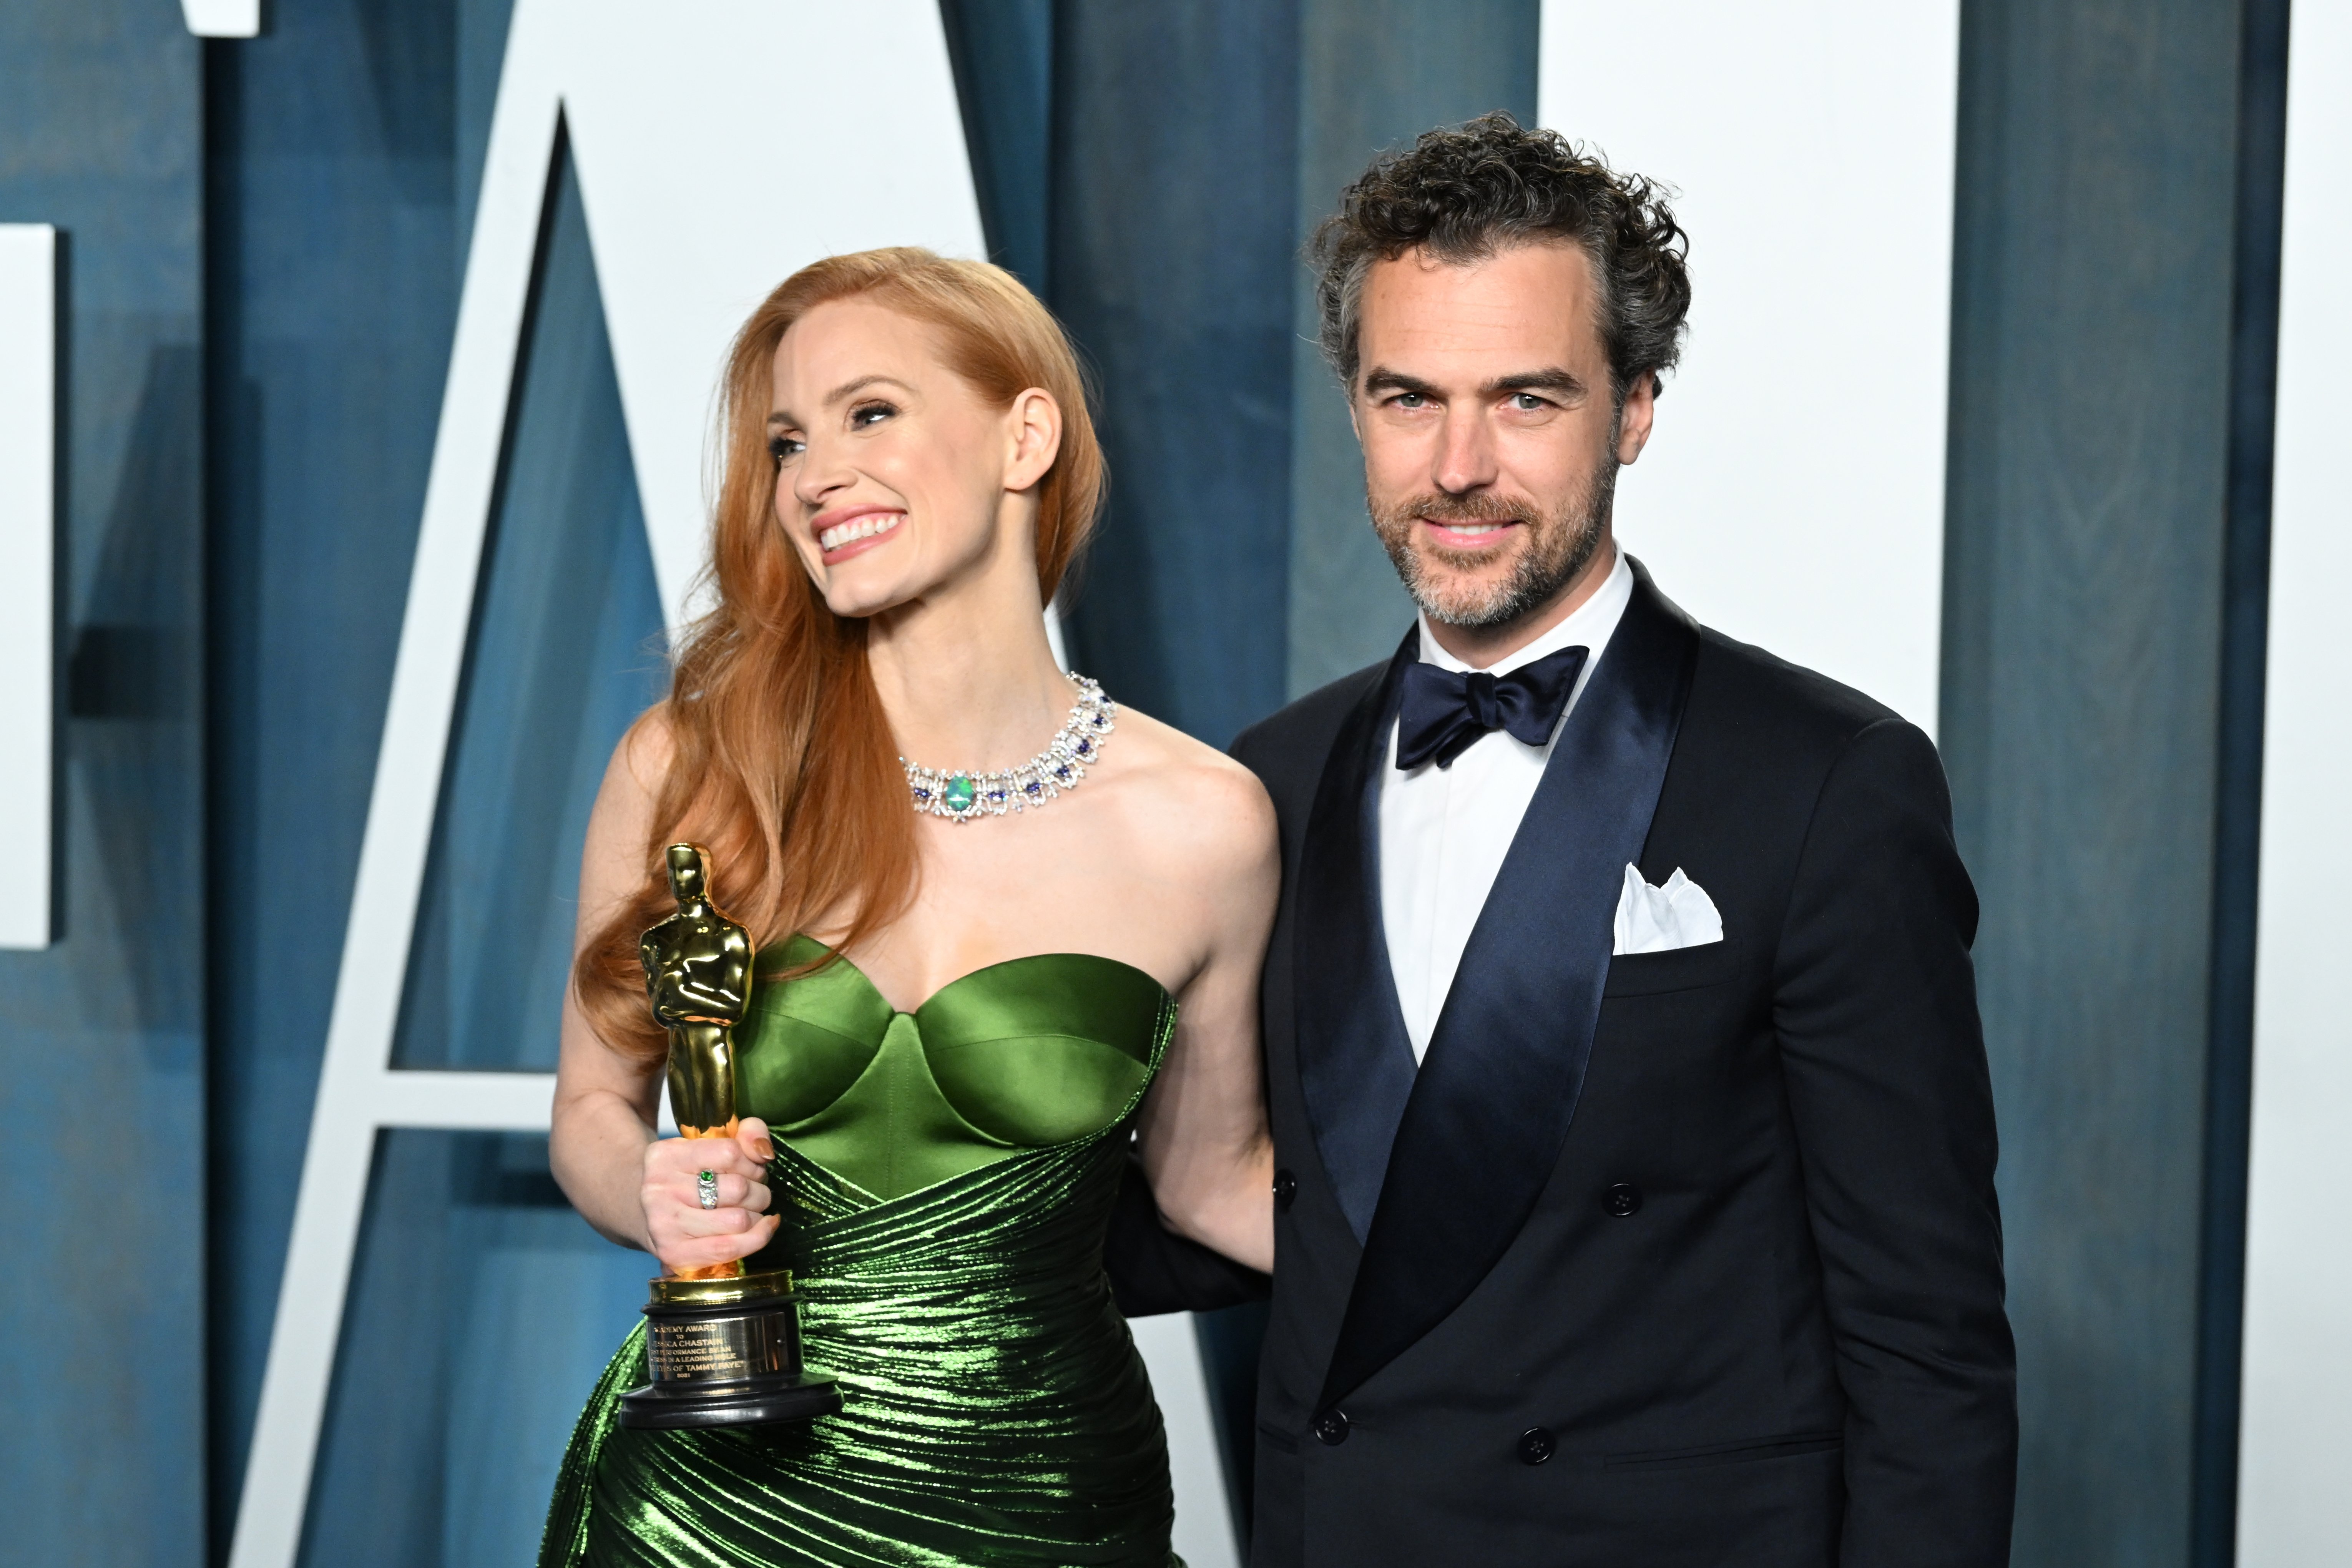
[{"xmin": 575, "ymin": 248, "xmax": 1104, "ymax": 1066}]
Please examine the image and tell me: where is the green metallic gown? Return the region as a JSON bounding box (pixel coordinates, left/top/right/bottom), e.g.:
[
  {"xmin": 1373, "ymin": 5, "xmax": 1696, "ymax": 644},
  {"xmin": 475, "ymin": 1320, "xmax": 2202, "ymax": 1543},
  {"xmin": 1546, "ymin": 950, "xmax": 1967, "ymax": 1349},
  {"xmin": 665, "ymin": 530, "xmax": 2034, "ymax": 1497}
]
[{"xmin": 539, "ymin": 938, "xmax": 1181, "ymax": 1568}]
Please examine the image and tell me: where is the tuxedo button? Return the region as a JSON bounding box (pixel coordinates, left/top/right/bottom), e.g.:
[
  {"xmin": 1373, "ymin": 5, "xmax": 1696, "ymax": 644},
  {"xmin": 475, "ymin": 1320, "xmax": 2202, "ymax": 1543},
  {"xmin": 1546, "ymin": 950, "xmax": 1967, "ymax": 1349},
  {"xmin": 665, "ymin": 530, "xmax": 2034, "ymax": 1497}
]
[
  {"xmin": 1313, "ymin": 1409, "xmax": 1350, "ymax": 1446},
  {"xmin": 1517, "ymin": 1427, "xmax": 1557, "ymax": 1466},
  {"xmin": 1273, "ymin": 1169, "xmax": 1297, "ymax": 1211},
  {"xmin": 1604, "ymin": 1183, "xmax": 1643, "ymax": 1218}
]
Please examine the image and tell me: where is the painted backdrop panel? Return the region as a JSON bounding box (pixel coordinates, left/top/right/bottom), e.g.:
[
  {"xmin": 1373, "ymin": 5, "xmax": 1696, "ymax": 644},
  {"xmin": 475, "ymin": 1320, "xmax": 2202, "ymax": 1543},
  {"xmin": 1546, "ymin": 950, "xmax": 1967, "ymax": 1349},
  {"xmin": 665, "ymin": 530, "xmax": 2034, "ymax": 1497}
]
[
  {"xmin": 0, "ymin": 3, "xmax": 206, "ymax": 1564},
  {"xmin": 1538, "ymin": 0, "xmax": 1958, "ymax": 732},
  {"xmin": 2238, "ymin": 2, "xmax": 2352, "ymax": 1560}
]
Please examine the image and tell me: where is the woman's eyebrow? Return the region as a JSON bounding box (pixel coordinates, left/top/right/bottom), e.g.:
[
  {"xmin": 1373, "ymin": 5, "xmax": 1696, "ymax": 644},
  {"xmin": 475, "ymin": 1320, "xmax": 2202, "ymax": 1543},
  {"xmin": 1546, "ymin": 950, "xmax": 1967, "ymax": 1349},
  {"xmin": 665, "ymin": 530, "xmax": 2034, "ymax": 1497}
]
[
  {"xmin": 822, "ymin": 374, "xmax": 913, "ymax": 405},
  {"xmin": 771, "ymin": 374, "xmax": 915, "ymax": 427}
]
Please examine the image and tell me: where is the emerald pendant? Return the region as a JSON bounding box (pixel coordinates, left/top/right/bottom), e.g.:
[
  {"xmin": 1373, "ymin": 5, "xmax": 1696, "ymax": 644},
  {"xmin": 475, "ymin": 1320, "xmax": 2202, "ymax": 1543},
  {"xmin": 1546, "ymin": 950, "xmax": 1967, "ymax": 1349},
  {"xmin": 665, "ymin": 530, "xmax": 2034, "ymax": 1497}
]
[{"xmin": 942, "ymin": 774, "xmax": 977, "ymax": 814}]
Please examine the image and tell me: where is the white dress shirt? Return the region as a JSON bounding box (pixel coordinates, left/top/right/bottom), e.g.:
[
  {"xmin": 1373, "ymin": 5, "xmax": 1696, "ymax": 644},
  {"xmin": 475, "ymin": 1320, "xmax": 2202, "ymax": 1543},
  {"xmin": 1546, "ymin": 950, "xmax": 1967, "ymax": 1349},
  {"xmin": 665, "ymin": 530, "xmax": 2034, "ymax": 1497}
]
[{"xmin": 1378, "ymin": 550, "xmax": 1634, "ymax": 1062}]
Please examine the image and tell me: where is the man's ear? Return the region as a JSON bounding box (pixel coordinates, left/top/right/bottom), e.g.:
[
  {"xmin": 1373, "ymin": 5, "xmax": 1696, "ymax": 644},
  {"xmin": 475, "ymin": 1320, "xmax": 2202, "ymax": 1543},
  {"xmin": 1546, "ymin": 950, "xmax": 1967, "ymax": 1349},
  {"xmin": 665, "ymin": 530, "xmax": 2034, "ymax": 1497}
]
[
  {"xmin": 1616, "ymin": 370, "xmax": 1658, "ymax": 465},
  {"xmin": 1005, "ymin": 388, "xmax": 1062, "ymax": 491}
]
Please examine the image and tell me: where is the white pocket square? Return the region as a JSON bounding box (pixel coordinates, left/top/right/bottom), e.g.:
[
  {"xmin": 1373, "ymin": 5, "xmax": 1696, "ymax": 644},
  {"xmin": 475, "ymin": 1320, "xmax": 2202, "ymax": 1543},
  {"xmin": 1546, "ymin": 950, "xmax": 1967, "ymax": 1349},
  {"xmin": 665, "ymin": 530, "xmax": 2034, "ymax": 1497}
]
[{"xmin": 1612, "ymin": 864, "xmax": 1724, "ymax": 955}]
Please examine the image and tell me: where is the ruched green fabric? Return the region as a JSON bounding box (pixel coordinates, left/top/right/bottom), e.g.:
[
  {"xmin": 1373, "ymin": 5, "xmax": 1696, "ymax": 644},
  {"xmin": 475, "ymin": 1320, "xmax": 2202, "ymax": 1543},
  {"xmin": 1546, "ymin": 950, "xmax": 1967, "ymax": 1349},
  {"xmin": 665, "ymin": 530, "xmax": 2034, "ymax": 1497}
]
[{"xmin": 539, "ymin": 944, "xmax": 1182, "ymax": 1568}]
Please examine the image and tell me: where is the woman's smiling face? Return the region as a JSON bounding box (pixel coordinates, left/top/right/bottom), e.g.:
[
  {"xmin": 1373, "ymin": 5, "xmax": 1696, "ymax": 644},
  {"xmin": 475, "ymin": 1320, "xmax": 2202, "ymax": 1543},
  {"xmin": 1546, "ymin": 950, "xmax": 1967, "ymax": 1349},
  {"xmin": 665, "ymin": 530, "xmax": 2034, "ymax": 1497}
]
[{"xmin": 767, "ymin": 296, "xmax": 1054, "ymax": 620}]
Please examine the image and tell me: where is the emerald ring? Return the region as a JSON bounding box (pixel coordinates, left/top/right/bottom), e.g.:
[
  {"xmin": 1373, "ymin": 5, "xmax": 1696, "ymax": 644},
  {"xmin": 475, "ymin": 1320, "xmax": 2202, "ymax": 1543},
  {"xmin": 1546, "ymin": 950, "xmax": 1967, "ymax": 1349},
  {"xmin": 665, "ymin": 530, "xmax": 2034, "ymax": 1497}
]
[{"xmin": 696, "ymin": 1170, "xmax": 719, "ymax": 1211}]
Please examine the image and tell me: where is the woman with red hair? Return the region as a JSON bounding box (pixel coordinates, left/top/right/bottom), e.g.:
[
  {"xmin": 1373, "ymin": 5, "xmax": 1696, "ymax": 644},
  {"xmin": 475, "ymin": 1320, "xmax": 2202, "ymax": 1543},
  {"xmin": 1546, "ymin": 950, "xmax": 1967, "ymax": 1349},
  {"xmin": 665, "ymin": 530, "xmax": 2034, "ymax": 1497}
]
[{"xmin": 539, "ymin": 249, "xmax": 1275, "ymax": 1566}]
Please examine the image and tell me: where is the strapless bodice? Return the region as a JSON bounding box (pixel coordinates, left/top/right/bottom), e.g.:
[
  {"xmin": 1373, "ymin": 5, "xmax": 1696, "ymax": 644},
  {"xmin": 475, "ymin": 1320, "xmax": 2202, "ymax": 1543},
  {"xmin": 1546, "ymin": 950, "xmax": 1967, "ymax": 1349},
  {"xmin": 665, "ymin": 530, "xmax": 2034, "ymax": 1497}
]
[
  {"xmin": 737, "ymin": 935, "xmax": 1176, "ymax": 1202},
  {"xmin": 544, "ymin": 933, "xmax": 1184, "ymax": 1568}
]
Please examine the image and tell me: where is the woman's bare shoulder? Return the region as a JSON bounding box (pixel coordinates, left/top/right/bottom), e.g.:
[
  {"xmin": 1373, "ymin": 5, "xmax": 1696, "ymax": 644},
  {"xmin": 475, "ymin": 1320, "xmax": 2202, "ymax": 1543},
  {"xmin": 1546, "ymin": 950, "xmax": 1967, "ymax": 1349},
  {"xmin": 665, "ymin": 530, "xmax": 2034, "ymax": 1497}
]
[
  {"xmin": 1098, "ymin": 705, "xmax": 1277, "ymax": 884},
  {"xmin": 614, "ymin": 701, "xmax": 678, "ymax": 790},
  {"xmin": 584, "ymin": 703, "xmax": 677, "ymax": 859}
]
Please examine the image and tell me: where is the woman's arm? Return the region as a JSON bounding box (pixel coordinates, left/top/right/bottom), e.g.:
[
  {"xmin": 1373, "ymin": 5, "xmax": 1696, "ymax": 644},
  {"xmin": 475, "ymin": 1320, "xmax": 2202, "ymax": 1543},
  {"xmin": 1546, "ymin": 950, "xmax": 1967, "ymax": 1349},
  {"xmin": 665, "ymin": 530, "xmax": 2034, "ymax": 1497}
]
[
  {"xmin": 550, "ymin": 713, "xmax": 779, "ymax": 1273},
  {"xmin": 1131, "ymin": 764, "xmax": 1280, "ymax": 1272}
]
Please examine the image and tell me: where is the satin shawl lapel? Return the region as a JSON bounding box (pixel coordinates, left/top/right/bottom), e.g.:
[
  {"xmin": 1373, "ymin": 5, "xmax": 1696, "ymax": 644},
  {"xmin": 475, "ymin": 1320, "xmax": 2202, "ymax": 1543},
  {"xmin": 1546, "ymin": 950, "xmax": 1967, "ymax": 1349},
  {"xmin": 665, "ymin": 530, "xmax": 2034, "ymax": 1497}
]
[
  {"xmin": 1292, "ymin": 630, "xmax": 1422, "ymax": 1241},
  {"xmin": 1318, "ymin": 569, "xmax": 1699, "ymax": 1410}
]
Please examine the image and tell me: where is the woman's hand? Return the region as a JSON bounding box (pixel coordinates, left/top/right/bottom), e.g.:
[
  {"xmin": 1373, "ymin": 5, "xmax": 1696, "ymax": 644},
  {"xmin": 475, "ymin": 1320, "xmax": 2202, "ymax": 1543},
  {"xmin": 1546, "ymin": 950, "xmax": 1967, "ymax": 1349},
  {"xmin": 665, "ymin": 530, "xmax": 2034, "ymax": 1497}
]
[{"xmin": 640, "ymin": 1116, "xmax": 781, "ymax": 1274}]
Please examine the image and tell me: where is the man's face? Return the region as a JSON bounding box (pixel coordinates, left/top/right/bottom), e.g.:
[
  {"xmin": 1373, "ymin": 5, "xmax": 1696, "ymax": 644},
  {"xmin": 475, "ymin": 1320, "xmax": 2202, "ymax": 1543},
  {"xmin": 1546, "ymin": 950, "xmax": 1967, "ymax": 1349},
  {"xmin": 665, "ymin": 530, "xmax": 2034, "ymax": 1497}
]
[{"xmin": 1352, "ymin": 241, "xmax": 1654, "ymax": 633}]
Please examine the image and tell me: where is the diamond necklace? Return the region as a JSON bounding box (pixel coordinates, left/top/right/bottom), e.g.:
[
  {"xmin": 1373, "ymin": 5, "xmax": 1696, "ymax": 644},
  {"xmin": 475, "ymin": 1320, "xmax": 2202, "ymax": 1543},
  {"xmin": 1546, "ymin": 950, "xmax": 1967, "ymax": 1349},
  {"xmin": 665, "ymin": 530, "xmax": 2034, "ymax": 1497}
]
[{"xmin": 901, "ymin": 674, "xmax": 1118, "ymax": 823}]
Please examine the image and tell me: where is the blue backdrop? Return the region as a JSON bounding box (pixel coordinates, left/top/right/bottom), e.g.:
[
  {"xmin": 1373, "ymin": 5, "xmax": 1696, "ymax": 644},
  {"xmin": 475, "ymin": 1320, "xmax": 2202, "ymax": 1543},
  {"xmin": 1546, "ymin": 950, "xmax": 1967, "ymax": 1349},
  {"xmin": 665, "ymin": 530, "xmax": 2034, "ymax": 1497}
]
[{"xmin": 0, "ymin": 5, "xmax": 204, "ymax": 1565}]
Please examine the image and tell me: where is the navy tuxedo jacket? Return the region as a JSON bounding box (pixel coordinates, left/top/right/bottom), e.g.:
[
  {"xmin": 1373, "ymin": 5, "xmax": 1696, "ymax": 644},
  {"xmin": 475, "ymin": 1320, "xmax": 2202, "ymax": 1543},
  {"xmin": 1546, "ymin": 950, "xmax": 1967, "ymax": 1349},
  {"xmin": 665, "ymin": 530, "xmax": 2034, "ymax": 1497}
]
[{"xmin": 1112, "ymin": 562, "xmax": 2016, "ymax": 1567}]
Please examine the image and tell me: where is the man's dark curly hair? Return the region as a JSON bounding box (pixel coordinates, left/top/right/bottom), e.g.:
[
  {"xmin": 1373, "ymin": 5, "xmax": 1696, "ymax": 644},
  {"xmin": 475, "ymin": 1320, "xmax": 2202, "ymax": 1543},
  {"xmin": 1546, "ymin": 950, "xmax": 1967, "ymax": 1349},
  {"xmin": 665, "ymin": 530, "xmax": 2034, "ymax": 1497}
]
[{"xmin": 1310, "ymin": 111, "xmax": 1691, "ymax": 404}]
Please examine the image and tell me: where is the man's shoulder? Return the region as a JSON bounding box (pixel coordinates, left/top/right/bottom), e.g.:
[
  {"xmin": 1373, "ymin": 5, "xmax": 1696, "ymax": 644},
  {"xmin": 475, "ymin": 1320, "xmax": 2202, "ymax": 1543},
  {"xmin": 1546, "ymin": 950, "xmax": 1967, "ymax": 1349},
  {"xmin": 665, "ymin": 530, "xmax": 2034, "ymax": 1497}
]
[
  {"xmin": 1685, "ymin": 620, "xmax": 1917, "ymax": 757},
  {"xmin": 1671, "ymin": 619, "xmax": 1955, "ymax": 826},
  {"xmin": 1229, "ymin": 657, "xmax": 1390, "ymax": 798},
  {"xmin": 1628, "ymin": 559, "xmax": 1918, "ymax": 766}
]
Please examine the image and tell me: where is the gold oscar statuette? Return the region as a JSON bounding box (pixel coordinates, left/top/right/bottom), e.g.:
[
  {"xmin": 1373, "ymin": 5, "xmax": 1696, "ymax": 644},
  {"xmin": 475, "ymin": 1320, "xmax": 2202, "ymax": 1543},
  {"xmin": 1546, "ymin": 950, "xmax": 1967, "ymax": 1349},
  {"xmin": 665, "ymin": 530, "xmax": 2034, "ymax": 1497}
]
[{"xmin": 616, "ymin": 844, "xmax": 840, "ymax": 1430}]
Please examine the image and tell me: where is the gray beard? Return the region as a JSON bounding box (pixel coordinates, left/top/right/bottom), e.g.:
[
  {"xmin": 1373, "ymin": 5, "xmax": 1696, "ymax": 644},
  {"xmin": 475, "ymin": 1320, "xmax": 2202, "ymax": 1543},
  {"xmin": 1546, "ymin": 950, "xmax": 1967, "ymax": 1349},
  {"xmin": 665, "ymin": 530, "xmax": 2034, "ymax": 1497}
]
[{"xmin": 1371, "ymin": 458, "xmax": 1617, "ymax": 632}]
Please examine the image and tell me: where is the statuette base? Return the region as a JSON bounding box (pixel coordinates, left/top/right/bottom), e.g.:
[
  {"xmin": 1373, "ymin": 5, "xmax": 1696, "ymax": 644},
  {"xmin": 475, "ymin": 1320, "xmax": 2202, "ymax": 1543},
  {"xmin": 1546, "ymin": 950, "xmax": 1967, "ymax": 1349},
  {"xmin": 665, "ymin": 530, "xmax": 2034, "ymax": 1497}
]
[{"xmin": 616, "ymin": 1269, "xmax": 841, "ymax": 1430}]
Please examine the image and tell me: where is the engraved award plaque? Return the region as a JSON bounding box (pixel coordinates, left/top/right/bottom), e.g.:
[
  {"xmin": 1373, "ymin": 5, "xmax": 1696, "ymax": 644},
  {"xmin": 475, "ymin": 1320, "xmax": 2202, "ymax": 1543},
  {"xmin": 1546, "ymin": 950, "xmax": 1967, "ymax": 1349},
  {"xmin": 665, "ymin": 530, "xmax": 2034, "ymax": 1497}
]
[{"xmin": 616, "ymin": 842, "xmax": 840, "ymax": 1430}]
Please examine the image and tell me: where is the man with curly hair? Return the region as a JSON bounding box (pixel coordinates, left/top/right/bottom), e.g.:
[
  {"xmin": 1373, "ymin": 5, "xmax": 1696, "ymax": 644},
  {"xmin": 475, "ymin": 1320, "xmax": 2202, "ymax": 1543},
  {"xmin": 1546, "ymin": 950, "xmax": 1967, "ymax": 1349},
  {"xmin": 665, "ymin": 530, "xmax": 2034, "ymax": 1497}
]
[{"xmin": 1115, "ymin": 112, "xmax": 2016, "ymax": 1565}]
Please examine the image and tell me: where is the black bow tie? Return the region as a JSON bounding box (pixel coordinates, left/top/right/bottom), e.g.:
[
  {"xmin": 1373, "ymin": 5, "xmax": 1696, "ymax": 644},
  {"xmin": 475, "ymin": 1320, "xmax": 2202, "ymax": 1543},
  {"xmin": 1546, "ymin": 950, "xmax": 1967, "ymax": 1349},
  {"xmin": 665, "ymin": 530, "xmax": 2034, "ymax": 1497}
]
[{"xmin": 1395, "ymin": 644, "xmax": 1591, "ymax": 772}]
